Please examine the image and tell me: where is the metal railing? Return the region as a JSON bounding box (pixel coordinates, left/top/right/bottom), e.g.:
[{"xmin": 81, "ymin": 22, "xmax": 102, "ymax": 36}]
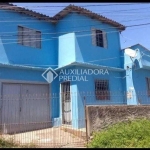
[{"xmin": 0, "ymin": 91, "xmax": 149, "ymax": 147}]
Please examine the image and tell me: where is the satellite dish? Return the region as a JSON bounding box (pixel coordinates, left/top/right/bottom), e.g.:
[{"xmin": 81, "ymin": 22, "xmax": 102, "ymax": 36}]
[{"xmin": 125, "ymin": 48, "xmax": 137, "ymax": 58}]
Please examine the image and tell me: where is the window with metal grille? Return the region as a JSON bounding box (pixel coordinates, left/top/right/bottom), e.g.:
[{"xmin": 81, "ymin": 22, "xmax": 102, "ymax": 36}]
[
  {"xmin": 146, "ymin": 77, "xmax": 150, "ymax": 96},
  {"xmin": 18, "ymin": 26, "xmax": 41, "ymax": 49},
  {"xmin": 91, "ymin": 28, "xmax": 107, "ymax": 48},
  {"xmin": 96, "ymin": 30, "xmax": 103, "ymax": 47},
  {"xmin": 95, "ymin": 80, "xmax": 110, "ymax": 100}
]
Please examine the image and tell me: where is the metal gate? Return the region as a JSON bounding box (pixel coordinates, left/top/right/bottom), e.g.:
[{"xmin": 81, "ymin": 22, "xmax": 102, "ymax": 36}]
[{"xmin": 1, "ymin": 83, "xmax": 51, "ymax": 134}]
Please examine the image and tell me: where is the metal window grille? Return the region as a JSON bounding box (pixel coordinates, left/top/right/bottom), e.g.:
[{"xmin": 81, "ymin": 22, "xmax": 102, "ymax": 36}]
[
  {"xmin": 18, "ymin": 26, "xmax": 41, "ymax": 49},
  {"xmin": 96, "ymin": 30, "xmax": 103, "ymax": 47},
  {"xmin": 95, "ymin": 80, "xmax": 110, "ymax": 100},
  {"xmin": 91, "ymin": 28, "xmax": 107, "ymax": 48}
]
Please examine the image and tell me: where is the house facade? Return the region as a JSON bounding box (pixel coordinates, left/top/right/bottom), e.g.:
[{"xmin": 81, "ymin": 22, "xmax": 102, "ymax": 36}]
[
  {"xmin": 124, "ymin": 44, "xmax": 150, "ymax": 105},
  {"xmin": 0, "ymin": 3, "xmax": 149, "ymax": 133}
]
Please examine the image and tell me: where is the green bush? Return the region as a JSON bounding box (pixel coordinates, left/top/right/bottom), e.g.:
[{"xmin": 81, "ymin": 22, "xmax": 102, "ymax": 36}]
[
  {"xmin": 88, "ymin": 118, "xmax": 150, "ymax": 148},
  {"xmin": 0, "ymin": 138, "xmax": 17, "ymax": 148},
  {"xmin": 0, "ymin": 137, "xmax": 36, "ymax": 148}
]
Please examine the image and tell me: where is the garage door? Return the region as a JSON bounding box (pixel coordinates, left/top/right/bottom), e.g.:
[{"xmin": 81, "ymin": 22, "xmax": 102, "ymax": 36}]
[{"xmin": 1, "ymin": 83, "xmax": 51, "ymax": 134}]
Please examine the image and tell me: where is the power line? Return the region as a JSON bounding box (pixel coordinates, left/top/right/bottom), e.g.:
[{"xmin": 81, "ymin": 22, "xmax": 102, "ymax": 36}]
[
  {"xmin": 0, "ymin": 3, "xmax": 149, "ymax": 19},
  {"xmin": 1, "ymin": 8, "xmax": 150, "ymax": 16},
  {"xmin": 0, "ymin": 5, "xmax": 149, "ymax": 29},
  {"xmin": 0, "ymin": 4, "xmax": 149, "ymax": 26},
  {"xmin": 0, "ymin": 15, "xmax": 149, "ymax": 24},
  {"xmin": 0, "ymin": 25, "xmax": 124, "ymax": 37},
  {"xmin": 100, "ymin": 6, "xmax": 150, "ymax": 14},
  {"xmin": 9, "ymin": 4, "xmax": 150, "ymax": 11},
  {"xmin": 127, "ymin": 22, "xmax": 150, "ymax": 27},
  {"xmin": 11, "ymin": 16, "xmax": 150, "ymax": 28},
  {"xmin": 0, "ymin": 30, "xmax": 122, "ymax": 44},
  {"xmin": 0, "ymin": 15, "xmax": 149, "ymax": 36},
  {"xmin": 5, "ymin": 51, "xmax": 149, "ymax": 71},
  {"xmin": 19, "ymin": 6, "xmax": 150, "ymax": 14},
  {"xmin": 12, "ymin": 3, "xmax": 147, "ymax": 8},
  {"xmin": 1, "ymin": 21, "xmax": 150, "ymax": 37},
  {"xmin": 4, "ymin": 26, "xmax": 149, "ymax": 44},
  {"xmin": 0, "ymin": 21, "xmax": 150, "ymax": 43},
  {"xmin": 88, "ymin": 56, "xmax": 124, "ymax": 63},
  {"xmin": 5, "ymin": 56, "xmax": 125, "ymax": 67}
]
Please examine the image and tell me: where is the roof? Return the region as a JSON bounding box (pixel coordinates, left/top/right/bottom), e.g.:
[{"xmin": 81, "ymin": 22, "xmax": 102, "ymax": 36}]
[
  {"xmin": 0, "ymin": 3, "xmax": 55, "ymax": 23},
  {"xmin": 55, "ymin": 61, "xmax": 125, "ymax": 72},
  {"xmin": 122, "ymin": 43, "xmax": 150, "ymax": 52},
  {"xmin": 0, "ymin": 62, "xmax": 46, "ymax": 71},
  {"xmin": 53, "ymin": 4, "xmax": 125, "ymax": 31},
  {"xmin": 0, "ymin": 3, "xmax": 125, "ymax": 31}
]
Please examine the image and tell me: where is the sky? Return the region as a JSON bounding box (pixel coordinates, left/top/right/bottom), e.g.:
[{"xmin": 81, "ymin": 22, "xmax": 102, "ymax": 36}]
[{"xmin": 13, "ymin": 3, "xmax": 150, "ymax": 50}]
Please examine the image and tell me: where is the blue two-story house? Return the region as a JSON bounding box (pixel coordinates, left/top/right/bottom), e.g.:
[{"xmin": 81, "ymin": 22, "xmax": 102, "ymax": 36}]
[{"xmin": 0, "ymin": 3, "xmax": 149, "ymax": 133}]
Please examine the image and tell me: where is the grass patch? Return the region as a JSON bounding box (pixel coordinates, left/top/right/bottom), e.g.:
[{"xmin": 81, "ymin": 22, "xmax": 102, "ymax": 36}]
[
  {"xmin": 88, "ymin": 118, "xmax": 150, "ymax": 148},
  {"xmin": 0, "ymin": 137, "xmax": 37, "ymax": 148}
]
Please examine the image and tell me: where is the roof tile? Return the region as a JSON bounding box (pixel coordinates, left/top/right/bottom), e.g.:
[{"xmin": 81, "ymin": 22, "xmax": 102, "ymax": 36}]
[{"xmin": 0, "ymin": 3, "xmax": 125, "ymax": 30}]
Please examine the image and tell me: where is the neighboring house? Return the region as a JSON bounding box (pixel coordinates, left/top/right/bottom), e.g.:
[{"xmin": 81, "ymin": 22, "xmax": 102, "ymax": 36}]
[
  {"xmin": 0, "ymin": 3, "xmax": 149, "ymax": 133},
  {"xmin": 123, "ymin": 44, "xmax": 150, "ymax": 105}
]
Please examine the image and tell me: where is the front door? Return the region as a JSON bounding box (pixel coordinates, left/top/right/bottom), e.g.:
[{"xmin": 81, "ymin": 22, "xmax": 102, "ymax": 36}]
[{"xmin": 61, "ymin": 81, "xmax": 71, "ymax": 125}]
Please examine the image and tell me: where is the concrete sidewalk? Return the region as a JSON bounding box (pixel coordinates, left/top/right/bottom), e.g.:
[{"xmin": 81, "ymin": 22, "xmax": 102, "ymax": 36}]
[{"xmin": 1, "ymin": 127, "xmax": 86, "ymax": 148}]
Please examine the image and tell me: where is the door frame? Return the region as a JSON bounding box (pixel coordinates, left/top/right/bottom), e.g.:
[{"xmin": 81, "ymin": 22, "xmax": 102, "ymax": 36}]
[{"xmin": 60, "ymin": 81, "xmax": 72, "ymax": 125}]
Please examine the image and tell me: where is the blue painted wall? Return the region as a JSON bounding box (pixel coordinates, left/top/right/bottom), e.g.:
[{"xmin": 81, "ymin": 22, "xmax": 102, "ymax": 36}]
[
  {"xmin": 53, "ymin": 65, "xmax": 126, "ymax": 128},
  {"xmin": 130, "ymin": 44, "xmax": 150, "ymax": 69},
  {"xmin": 132, "ymin": 69, "xmax": 150, "ymax": 104},
  {"xmin": 0, "ymin": 10, "xmax": 57, "ymax": 68},
  {"xmin": 58, "ymin": 33, "xmax": 76, "ymax": 67},
  {"xmin": 0, "ymin": 67, "xmax": 46, "ymax": 82},
  {"xmin": 57, "ymin": 13, "xmax": 122, "ymax": 68},
  {"xmin": 0, "ymin": 10, "xmax": 123, "ymax": 72},
  {"xmin": 1, "ymin": 7, "xmax": 150, "ymax": 129},
  {"xmin": 50, "ymin": 77, "xmax": 60, "ymax": 119},
  {"xmin": 0, "ymin": 66, "xmax": 61, "ymax": 124},
  {"xmin": 0, "ymin": 9, "xmax": 139, "ymax": 129},
  {"xmin": 124, "ymin": 44, "xmax": 150, "ymax": 105},
  {"xmin": 75, "ymin": 66, "xmax": 126, "ymax": 128},
  {"xmin": 129, "ymin": 44, "xmax": 150, "ymax": 104}
]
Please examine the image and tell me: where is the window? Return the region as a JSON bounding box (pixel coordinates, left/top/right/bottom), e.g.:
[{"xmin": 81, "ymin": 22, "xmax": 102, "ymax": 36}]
[
  {"xmin": 146, "ymin": 77, "xmax": 150, "ymax": 96},
  {"xmin": 95, "ymin": 80, "xmax": 110, "ymax": 100},
  {"xmin": 91, "ymin": 28, "xmax": 107, "ymax": 48},
  {"xmin": 96, "ymin": 30, "xmax": 103, "ymax": 47},
  {"xmin": 18, "ymin": 26, "xmax": 41, "ymax": 49}
]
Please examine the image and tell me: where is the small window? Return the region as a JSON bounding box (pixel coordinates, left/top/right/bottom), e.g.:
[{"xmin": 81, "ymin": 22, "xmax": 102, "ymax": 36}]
[
  {"xmin": 96, "ymin": 30, "xmax": 103, "ymax": 47},
  {"xmin": 91, "ymin": 28, "xmax": 107, "ymax": 48},
  {"xmin": 18, "ymin": 26, "xmax": 41, "ymax": 49},
  {"xmin": 95, "ymin": 79, "xmax": 110, "ymax": 100},
  {"xmin": 146, "ymin": 77, "xmax": 150, "ymax": 96}
]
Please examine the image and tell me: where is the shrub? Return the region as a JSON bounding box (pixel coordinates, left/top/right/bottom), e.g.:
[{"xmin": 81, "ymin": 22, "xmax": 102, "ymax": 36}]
[
  {"xmin": 88, "ymin": 118, "xmax": 150, "ymax": 148},
  {"xmin": 0, "ymin": 137, "xmax": 17, "ymax": 148},
  {"xmin": 0, "ymin": 137, "xmax": 37, "ymax": 148}
]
